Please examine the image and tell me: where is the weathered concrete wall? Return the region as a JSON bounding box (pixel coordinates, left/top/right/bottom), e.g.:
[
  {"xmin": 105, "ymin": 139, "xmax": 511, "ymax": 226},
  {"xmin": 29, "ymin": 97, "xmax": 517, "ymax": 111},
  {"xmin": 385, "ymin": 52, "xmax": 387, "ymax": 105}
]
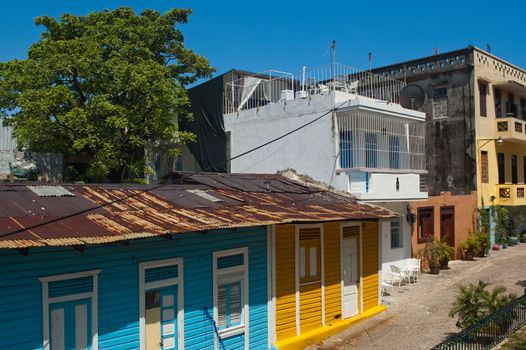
[{"xmin": 372, "ymin": 49, "xmax": 477, "ymax": 196}]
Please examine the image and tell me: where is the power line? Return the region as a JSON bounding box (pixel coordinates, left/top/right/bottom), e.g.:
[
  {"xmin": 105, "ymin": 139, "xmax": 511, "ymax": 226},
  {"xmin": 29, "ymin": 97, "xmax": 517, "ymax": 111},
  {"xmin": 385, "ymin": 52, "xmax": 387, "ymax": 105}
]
[{"xmin": 1, "ymin": 101, "xmax": 345, "ymax": 240}]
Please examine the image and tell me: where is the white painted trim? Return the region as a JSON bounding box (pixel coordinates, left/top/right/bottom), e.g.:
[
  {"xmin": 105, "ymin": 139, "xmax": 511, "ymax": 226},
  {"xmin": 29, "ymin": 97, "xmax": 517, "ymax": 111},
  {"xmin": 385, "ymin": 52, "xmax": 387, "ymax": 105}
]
[
  {"xmin": 339, "ymin": 223, "xmax": 344, "ymax": 320},
  {"xmin": 294, "ymin": 225, "xmax": 300, "ymax": 336},
  {"xmin": 212, "ymin": 247, "xmax": 249, "ymax": 350},
  {"xmin": 320, "ymin": 224, "xmax": 325, "ymax": 326},
  {"xmin": 360, "ymin": 224, "xmax": 364, "ymax": 313},
  {"xmin": 378, "ymin": 220, "xmax": 384, "ymax": 305},
  {"xmin": 267, "ymin": 225, "xmax": 276, "ymax": 348},
  {"xmin": 139, "ymin": 257, "xmax": 184, "ymax": 350},
  {"xmin": 40, "ymin": 269, "xmax": 100, "ymax": 350},
  {"xmin": 49, "ymin": 292, "xmax": 93, "ymax": 304},
  {"xmin": 39, "ymin": 269, "xmax": 101, "ymax": 283},
  {"xmin": 271, "ymin": 225, "xmax": 277, "ymax": 345}
]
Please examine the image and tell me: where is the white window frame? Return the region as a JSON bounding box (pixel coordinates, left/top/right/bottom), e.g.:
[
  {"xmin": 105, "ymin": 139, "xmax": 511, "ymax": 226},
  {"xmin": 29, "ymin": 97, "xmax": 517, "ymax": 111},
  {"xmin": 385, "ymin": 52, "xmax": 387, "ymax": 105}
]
[
  {"xmin": 139, "ymin": 257, "xmax": 184, "ymax": 350},
  {"xmin": 390, "ymin": 218, "xmax": 403, "ymax": 249},
  {"xmin": 39, "ymin": 269, "xmax": 101, "ymax": 350},
  {"xmin": 213, "ymin": 247, "xmax": 249, "ymax": 349}
]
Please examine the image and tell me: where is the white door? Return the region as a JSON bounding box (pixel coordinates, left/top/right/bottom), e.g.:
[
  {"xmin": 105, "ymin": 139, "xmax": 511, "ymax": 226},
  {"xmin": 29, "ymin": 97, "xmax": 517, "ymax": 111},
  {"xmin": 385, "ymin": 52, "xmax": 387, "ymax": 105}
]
[{"xmin": 342, "ymin": 236, "xmax": 359, "ymax": 318}]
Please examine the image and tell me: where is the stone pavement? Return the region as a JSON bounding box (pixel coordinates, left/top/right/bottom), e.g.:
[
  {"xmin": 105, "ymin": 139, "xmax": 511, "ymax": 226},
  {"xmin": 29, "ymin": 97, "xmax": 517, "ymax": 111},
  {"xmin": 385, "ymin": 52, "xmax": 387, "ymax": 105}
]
[{"xmin": 307, "ymin": 244, "xmax": 526, "ymax": 350}]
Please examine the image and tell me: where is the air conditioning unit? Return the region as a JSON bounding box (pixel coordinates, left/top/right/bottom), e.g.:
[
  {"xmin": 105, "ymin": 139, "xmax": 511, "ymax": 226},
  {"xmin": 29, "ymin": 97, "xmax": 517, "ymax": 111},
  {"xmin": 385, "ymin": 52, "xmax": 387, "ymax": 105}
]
[
  {"xmin": 295, "ymin": 90, "xmax": 308, "ymax": 99},
  {"xmin": 280, "ymin": 90, "xmax": 294, "ymax": 101}
]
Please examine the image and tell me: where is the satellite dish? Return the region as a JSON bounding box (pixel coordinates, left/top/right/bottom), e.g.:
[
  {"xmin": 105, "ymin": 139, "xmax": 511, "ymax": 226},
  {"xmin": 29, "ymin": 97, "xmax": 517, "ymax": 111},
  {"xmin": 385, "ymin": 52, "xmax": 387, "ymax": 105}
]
[{"xmin": 400, "ymin": 84, "xmax": 426, "ymax": 110}]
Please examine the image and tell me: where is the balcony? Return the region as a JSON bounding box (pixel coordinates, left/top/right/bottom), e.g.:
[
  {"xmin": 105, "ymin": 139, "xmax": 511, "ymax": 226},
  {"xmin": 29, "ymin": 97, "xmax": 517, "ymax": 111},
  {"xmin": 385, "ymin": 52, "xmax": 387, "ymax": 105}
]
[
  {"xmin": 496, "ymin": 184, "xmax": 526, "ymax": 206},
  {"xmin": 495, "ymin": 117, "xmax": 526, "ymax": 144}
]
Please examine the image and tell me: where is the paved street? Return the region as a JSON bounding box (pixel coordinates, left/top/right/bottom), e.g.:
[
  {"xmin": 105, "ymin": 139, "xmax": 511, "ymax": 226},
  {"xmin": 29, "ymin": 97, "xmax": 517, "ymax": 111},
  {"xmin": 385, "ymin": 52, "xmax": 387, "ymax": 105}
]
[{"xmin": 307, "ymin": 244, "xmax": 526, "ymax": 350}]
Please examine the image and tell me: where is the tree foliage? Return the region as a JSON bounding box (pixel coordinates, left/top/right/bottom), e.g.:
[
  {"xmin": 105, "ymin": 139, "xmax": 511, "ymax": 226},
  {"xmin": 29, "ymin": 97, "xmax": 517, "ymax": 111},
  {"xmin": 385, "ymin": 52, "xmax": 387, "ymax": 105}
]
[{"xmin": 0, "ymin": 7, "xmax": 213, "ymax": 182}]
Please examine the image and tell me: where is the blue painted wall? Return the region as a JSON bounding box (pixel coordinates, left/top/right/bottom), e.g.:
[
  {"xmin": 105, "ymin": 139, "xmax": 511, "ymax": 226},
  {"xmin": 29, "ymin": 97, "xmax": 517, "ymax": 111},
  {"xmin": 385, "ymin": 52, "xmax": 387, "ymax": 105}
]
[{"xmin": 0, "ymin": 227, "xmax": 268, "ymax": 350}]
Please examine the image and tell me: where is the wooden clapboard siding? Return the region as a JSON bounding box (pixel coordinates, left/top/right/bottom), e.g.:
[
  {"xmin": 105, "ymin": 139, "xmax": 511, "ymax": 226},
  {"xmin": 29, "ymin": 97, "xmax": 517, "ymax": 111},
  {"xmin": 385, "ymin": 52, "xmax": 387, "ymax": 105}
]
[
  {"xmin": 323, "ymin": 222, "xmax": 341, "ymax": 323},
  {"xmin": 299, "ymin": 282, "xmax": 322, "ymax": 333},
  {"xmin": 361, "ymin": 222, "xmax": 379, "ymax": 311},
  {"xmin": 275, "ymin": 224, "xmax": 297, "ymax": 341},
  {"xmin": 0, "ymin": 227, "xmax": 268, "ymax": 350}
]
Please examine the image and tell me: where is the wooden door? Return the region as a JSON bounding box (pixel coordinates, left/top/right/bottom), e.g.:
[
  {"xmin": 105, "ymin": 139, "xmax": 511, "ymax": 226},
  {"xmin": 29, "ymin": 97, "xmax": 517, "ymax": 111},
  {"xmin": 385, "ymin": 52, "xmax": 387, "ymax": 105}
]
[
  {"xmin": 440, "ymin": 207, "xmax": 455, "ymax": 248},
  {"xmin": 342, "ymin": 236, "xmax": 359, "ymax": 318}
]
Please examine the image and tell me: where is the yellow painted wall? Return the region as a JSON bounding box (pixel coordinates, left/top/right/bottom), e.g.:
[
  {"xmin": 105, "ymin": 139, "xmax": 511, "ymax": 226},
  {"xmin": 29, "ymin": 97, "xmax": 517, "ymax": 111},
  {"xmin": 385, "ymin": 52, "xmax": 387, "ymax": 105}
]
[
  {"xmin": 473, "ymin": 49, "xmax": 526, "ymax": 207},
  {"xmin": 323, "ymin": 222, "xmax": 341, "ymax": 324},
  {"xmin": 299, "ymin": 282, "xmax": 322, "ymax": 333},
  {"xmin": 275, "ymin": 224, "xmax": 297, "ymax": 341},
  {"xmin": 361, "ymin": 222, "xmax": 379, "ymax": 311}
]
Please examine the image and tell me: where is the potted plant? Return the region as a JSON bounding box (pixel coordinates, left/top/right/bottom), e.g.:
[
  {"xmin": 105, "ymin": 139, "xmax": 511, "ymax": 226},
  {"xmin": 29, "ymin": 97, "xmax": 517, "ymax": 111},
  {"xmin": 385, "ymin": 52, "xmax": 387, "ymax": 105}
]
[
  {"xmin": 461, "ymin": 236, "xmax": 479, "ymax": 261},
  {"xmin": 521, "ymin": 232, "xmax": 526, "ymax": 243},
  {"xmin": 437, "ymin": 240, "xmax": 454, "ymax": 269},
  {"xmin": 420, "ymin": 240, "xmax": 441, "ymax": 274},
  {"xmin": 475, "ymin": 232, "xmax": 489, "ymax": 257}
]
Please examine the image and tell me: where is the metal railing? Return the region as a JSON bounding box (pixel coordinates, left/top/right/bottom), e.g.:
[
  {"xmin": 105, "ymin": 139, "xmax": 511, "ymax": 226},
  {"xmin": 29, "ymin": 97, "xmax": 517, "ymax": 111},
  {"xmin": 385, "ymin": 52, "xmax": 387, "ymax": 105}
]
[
  {"xmin": 431, "ymin": 294, "xmax": 526, "ymax": 350},
  {"xmin": 223, "ymin": 63, "xmax": 406, "ymax": 114}
]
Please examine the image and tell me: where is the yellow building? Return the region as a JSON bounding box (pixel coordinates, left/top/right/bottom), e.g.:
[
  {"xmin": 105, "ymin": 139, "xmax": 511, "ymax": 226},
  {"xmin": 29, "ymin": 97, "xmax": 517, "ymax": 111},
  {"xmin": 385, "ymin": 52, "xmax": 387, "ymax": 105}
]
[
  {"xmin": 474, "ymin": 49, "xmax": 526, "ymax": 216},
  {"xmin": 269, "ymin": 221, "xmax": 385, "ymax": 349}
]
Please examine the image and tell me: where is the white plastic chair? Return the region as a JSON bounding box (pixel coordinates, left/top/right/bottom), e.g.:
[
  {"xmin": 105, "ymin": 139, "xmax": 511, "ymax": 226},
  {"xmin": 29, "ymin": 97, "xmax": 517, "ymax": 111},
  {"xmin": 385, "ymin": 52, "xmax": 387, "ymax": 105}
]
[
  {"xmin": 347, "ymin": 80, "xmax": 359, "ymax": 94},
  {"xmin": 390, "ymin": 265, "xmax": 409, "ymax": 287},
  {"xmin": 405, "ymin": 258, "xmax": 421, "ymax": 283}
]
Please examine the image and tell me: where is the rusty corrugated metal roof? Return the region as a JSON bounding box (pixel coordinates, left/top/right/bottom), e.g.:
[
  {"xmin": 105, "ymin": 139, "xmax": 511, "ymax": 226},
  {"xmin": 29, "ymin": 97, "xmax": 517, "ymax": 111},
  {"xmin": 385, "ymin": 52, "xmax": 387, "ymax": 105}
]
[{"xmin": 0, "ymin": 172, "xmax": 397, "ymax": 249}]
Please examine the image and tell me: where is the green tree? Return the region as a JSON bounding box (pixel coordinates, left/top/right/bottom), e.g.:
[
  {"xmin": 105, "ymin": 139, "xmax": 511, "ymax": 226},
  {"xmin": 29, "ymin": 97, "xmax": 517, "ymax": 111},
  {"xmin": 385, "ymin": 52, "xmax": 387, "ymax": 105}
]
[{"xmin": 0, "ymin": 8, "xmax": 213, "ymax": 182}]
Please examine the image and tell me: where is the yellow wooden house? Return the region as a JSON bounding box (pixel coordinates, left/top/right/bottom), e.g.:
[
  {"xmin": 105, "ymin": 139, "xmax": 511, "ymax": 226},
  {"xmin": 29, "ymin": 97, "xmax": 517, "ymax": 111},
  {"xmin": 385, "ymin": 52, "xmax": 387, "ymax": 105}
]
[{"xmin": 268, "ymin": 220, "xmax": 386, "ymax": 349}]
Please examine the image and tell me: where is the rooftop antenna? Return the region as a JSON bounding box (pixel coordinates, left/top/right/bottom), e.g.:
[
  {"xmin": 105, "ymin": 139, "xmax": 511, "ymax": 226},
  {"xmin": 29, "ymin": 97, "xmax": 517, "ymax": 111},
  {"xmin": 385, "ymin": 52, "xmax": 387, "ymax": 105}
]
[
  {"xmin": 368, "ymin": 52, "xmax": 372, "ymax": 72},
  {"xmin": 433, "ymin": 47, "xmax": 439, "ymax": 55},
  {"xmin": 331, "ymin": 40, "xmax": 336, "ymax": 80},
  {"xmin": 486, "ymin": 44, "xmax": 491, "ymax": 53}
]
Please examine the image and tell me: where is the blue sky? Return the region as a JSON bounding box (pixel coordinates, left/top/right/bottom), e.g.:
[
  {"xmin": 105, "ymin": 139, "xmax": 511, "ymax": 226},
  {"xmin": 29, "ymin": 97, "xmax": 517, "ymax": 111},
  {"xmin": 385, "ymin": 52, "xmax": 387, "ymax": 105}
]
[{"xmin": 1, "ymin": 0, "xmax": 525, "ymax": 79}]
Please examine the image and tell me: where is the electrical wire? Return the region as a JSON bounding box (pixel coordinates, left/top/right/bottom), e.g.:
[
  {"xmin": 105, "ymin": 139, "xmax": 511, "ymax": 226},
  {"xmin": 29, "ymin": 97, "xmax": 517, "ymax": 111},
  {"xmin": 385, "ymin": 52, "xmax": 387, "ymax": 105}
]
[{"xmin": 0, "ymin": 99, "xmax": 349, "ymax": 240}]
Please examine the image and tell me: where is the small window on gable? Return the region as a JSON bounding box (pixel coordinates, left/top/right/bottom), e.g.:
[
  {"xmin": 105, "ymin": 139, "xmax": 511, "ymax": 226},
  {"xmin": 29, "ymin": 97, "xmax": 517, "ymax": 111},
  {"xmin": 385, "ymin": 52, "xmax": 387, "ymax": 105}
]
[{"xmin": 214, "ymin": 248, "xmax": 248, "ymax": 338}]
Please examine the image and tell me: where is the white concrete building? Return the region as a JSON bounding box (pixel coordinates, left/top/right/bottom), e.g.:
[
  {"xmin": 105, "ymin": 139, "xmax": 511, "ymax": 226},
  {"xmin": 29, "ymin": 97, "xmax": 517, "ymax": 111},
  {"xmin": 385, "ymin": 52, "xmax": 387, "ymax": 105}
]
[{"xmin": 217, "ymin": 64, "xmax": 428, "ymax": 283}]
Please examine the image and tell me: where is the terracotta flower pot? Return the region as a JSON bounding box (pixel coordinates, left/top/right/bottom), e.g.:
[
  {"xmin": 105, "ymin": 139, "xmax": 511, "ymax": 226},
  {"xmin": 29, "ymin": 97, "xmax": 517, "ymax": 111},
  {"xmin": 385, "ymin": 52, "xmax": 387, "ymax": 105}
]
[
  {"xmin": 429, "ymin": 264, "xmax": 440, "ymax": 274},
  {"xmin": 464, "ymin": 251, "xmax": 474, "ymax": 261}
]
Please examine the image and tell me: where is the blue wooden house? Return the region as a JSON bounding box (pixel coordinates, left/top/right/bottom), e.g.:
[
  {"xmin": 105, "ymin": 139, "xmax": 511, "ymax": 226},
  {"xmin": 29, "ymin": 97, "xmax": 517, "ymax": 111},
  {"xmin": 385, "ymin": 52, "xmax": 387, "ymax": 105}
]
[{"xmin": 0, "ymin": 173, "xmax": 393, "ymax": 350}]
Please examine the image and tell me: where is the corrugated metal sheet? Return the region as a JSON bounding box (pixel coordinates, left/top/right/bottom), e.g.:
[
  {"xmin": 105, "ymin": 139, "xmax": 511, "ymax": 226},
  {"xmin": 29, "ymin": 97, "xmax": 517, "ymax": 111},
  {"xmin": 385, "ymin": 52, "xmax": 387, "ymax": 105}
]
[{"xmin": 0, "ymin": 172, "xmax": 397, "ymax": 249}]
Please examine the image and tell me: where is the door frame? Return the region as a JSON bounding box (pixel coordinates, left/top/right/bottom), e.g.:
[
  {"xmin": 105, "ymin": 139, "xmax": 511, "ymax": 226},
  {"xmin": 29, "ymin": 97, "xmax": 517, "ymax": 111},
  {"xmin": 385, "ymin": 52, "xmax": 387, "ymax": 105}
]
[
  {"xmin": 295, "ymin": 223, "xmax": 324, "ymax": 334},
  {"xmin": 139, "ymin": 258, "xmax": 184, "ymax": 350},
  {"xmin": 440, "ymin": 206, "xmax": 455, "ymax": 248},
  {"xmin": 40, "ymin": 269, "xmax": 101, "ymax": 350},
  {"xmin": 340, "ymin": 222, "xmax": 362, "ymax": 319}
]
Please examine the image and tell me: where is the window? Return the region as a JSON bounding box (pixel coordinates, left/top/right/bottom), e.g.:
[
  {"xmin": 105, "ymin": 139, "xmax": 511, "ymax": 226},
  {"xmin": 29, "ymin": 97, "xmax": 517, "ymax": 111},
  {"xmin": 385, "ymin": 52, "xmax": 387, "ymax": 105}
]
[
  {"xmin": 512, "ymin": 155, "xmax": 518, "ymax": 184},
  {"xmin": 495, "ymin": 89, "xmax": 502, "ymax": 118},
  {"xmin": 521, "ymin": 98, "xmax": 526, "ymax": 121},
  {"xmin": 299, "ymin": 227, "xmax": 321, "ymax": 284},
  {"xmin": 390, "ymin": 219, "xmax": 402, "ymax": 248},
  {"xmin": 40, "ymin": 270, "xmax": 100, "ymax": 350},
  {"xmin": 417, "ymin": 207, "xmax": 434, "ymax": 243},
  {"xmin": 365, "ymin": 133, "xmax": 378, "ymax": 168},
  {"xmin": 481, "ymin": 151, "xmax": 489, "ymax": 183},
  {"xmin": 213, "ymin": 248, "xmax": 248, "ymax": 338},
  {"xmin": 507, "ymin": 93, "xmax": 517, "ymax": 117},
  {"xmin": 432, "ymin": 87, "xmax": 448, "ymax": 98},
  {"xmin": 498, "ymin": 153, "xmax": 505, "ymax": 184},
  {"xmin": 479, "ymin": 83, "xmax": 487, "ymax": 117},
  {"xmin": 523, "ymin": 156, "xmax": 526, "ymax": 184},
  {"xmin": 339, "ymin": 130, "xmax": 354, "ymax": 168},
  {"xmin": 388, "ymin": 136, "xmax": 400, "ymax": 169}
]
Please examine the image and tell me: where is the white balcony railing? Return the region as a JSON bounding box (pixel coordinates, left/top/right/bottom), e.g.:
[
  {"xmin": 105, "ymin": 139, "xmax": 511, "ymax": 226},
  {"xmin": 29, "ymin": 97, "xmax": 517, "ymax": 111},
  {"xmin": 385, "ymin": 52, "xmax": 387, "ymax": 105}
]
[
  {"xmin": 223, "ymin": 63, "xmax": 406, "ymax": 114},
  {"xmin": 336, "ymin": 109, "xmax": 426, "ymax": 172}
]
